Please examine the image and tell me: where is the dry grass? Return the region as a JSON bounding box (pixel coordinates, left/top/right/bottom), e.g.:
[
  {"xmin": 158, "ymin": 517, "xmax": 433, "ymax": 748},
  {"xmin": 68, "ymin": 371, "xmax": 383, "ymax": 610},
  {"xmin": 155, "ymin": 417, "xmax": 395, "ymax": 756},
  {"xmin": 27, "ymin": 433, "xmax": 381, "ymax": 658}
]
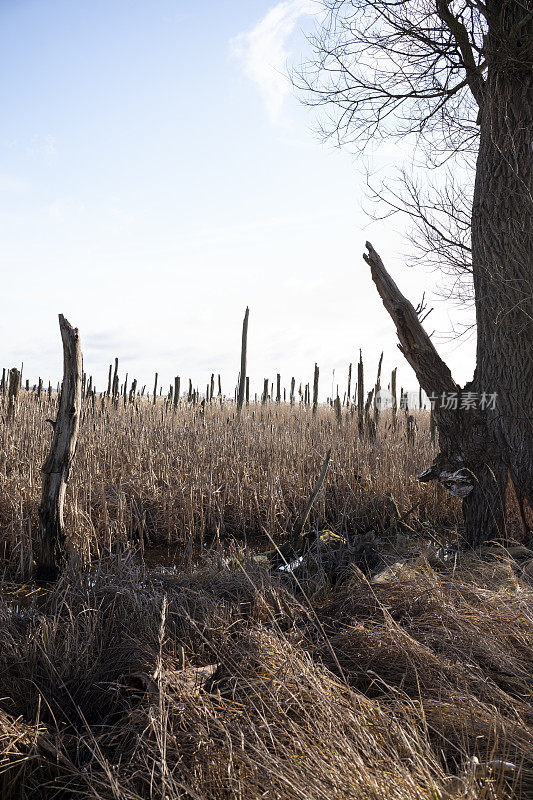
[
  {"xmin": 0, "ymin": 391, "xmax": 531, "ymax": 798},
  {"xmin": 0, "ymin": 551, "xmax": 531, "ymax": 799},
  {"xmin": 0, "ymin": 392, "xmax": 458, "ymax": 578}
]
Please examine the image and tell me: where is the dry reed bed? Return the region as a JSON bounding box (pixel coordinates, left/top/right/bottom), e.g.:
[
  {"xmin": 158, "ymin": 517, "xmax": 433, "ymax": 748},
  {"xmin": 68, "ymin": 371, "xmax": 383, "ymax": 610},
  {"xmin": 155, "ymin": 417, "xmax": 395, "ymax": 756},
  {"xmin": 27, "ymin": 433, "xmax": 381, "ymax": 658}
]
[
  {"xmin": 0, "ymin": 550, "xmax": 532, "ymax": 799},
  {"xmin": 0, "ymin": 393, "xmax": 458, "ymax": 578}
]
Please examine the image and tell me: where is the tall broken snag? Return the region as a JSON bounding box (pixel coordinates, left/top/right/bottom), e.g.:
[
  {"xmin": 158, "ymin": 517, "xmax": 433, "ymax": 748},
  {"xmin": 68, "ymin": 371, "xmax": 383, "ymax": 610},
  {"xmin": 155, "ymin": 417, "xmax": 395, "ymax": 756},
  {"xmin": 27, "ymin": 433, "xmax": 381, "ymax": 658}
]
[
  {"xmin": 363, "ymin": 242, "xmax": 456, "ymax": 397},
  {"xmin": 36, "ymin": 315, "xmax": 82, "ymax": 581},
  {"xmin": 236, "ymin": 306, "xmax": 249, "ymax": 418}
]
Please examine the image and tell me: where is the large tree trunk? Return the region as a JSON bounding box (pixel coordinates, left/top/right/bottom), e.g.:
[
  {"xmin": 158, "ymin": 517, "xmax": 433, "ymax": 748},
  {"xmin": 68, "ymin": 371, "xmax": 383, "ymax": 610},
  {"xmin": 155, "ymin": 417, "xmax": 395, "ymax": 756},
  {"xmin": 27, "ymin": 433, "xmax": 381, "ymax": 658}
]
[
  {"xmin": 362, "ymin": 3, "xmax": 533, "ymax": 547},
  {"xmin": 363, "ymin": 236, "xmax": 531, "ymax": 547},
  {"xmin": 465, "ymin": 1, "xmax": 533, "ymax": 543}
]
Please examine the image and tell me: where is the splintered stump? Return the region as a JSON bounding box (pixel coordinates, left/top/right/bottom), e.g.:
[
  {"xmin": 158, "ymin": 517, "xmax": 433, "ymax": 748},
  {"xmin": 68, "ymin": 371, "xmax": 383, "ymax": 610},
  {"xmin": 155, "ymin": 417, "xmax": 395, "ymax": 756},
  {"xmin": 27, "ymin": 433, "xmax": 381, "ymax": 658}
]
[
  {"xmin": 36, "ymin": 315, "xmax": 82, "ymax": 581},
  {"xmin": 7, "ymin": 368, "xmax": 21, "ymax": 421},
  {"xmin": 236, "ymin": 306, "xmax": 249, "ymax": 417}
]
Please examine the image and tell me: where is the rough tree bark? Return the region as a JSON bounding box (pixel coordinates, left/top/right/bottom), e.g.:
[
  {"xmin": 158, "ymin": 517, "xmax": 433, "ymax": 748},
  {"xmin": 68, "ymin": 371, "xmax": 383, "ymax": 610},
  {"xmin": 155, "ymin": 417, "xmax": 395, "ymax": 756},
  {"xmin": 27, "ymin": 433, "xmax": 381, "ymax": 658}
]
[{"xmin": 36, "ymin": 315, "xmax": 82, "ymax": 580}]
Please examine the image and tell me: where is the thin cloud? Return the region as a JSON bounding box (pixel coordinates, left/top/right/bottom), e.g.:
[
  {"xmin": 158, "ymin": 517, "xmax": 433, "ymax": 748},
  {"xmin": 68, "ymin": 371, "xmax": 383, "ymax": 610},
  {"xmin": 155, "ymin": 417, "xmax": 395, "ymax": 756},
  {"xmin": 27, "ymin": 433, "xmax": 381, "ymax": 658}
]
[{"xmin": 231, "ymin": 0, "xmax": 315, "ymax": 122}]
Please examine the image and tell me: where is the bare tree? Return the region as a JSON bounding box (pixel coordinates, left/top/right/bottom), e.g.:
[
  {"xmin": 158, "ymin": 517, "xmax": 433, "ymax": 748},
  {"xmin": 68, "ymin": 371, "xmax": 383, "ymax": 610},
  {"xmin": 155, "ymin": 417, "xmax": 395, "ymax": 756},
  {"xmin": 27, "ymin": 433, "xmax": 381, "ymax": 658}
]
[{"xmin": 300, "ymin": 0, "xmax": 533, "ymax": 546}]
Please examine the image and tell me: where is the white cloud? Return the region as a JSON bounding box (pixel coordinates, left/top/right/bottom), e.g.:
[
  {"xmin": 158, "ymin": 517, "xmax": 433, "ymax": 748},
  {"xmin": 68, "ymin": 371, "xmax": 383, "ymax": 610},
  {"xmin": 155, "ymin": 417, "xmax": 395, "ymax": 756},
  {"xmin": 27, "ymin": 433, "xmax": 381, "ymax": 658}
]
[{"xmin": 232, "ymin": 0, "xmax": 315, "ymax": 122}]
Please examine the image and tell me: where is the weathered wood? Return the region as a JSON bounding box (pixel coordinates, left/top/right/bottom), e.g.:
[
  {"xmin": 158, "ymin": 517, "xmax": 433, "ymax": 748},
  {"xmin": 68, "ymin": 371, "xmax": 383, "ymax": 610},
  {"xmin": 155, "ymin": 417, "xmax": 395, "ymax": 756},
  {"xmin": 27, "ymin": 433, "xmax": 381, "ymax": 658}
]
[
  {"xmin": 112, "ymin": 358, "xmax": 119, "ymax": 400},
  {"xmin": 363, "ymin": 243, "xmax": 456, "ymax": 395},
  {"xmin": 391, "ymin": 368, "xmax": 397, "ymax": 425},
  {"xmin": 312, "ymin": 364, "xmax": 319, "ymax": 416},
  {"xmin": 374, "ymin": 351, "xmax": 383, "ymax": 424},
  {"xmin": 357, "ymin": 350, "xmax": 364, "ymax": 434},
  {"xmin": 153, "ymin": 373, "xmax": 158, "ymax": 405},
  {"xmin": 262, "ymin": 378, "xmax": 268, "ymax": 406},
  {"xmin": 290, "ymin": 377, "xmax": 295, "ymax": 406},
  {"xmin": 276, "ymin": 373, "xmax": 281, "ymax": 403},
  {"xmin": 334, "ymin": 395, "xmax": 342, "ymax": 425},
  {"xmin": 236, "ymin": 307, "xmax": 249, "ymax": 417},
  {"xmin": 347, "ymin": 363, "xmax": 352, "ymax": 406},
  {"xmin": 36, "ymin": 315, "xmax": 82, "ymax": 581},
  {"xmin": 7, "ymin": 368, "xmax": 21, "ymax": 421},
  {"xmin": 174, "ymin": 376, "xmax": 180, "ymax": 409}
]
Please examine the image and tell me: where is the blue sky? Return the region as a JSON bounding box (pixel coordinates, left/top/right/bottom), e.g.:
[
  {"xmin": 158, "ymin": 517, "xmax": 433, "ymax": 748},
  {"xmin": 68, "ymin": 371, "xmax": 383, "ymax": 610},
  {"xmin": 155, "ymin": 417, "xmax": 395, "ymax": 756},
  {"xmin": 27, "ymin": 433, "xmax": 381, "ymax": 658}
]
[{"xmin": 0, "ymin": 0, "xmax": 475, "ymax": 399}]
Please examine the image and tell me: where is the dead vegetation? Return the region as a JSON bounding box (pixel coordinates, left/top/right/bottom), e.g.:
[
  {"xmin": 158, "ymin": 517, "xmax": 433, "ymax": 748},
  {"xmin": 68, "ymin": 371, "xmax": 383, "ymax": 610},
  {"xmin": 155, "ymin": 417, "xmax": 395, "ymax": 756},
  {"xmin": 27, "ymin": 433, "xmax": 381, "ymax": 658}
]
[
  {"xmin": 0, "ymin": 548, "xmax": 532, "ymax": 799},
  {"xmin": 0, "ymin": 393, "xmax": 532, "ymax": 798},
  {"xmin": 0, "ymin": 391, "xmax": 458, "ymax": 579}
]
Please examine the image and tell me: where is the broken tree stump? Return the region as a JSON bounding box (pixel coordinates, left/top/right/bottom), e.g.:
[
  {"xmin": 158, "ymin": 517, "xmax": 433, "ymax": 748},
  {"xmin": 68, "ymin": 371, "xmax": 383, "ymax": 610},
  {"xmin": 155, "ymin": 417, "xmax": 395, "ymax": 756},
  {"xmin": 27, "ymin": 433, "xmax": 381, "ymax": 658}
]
[
  {"xmin": 236, "ymin": 306, "xmax": 249, "ymax": 417},
  {"xmin": 312, "ymin": 364, "xmax": 319, "ymax": 416},
  {"xmin": 7, "ymin": 368, "xmax": 21, "ymax": 421},
  {"xmin": 36, "ymin": 315, "xmax": 82, "ymax": 581}
]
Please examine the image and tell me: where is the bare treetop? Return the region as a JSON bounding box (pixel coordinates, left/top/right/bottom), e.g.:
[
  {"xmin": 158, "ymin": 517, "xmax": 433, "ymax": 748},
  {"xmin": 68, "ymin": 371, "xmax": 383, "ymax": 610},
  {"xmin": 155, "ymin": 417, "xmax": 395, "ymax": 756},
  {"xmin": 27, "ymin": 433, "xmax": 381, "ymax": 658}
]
[{"xmin": 298, "ymin": 0, "xmax": 488, "ymax": 156}]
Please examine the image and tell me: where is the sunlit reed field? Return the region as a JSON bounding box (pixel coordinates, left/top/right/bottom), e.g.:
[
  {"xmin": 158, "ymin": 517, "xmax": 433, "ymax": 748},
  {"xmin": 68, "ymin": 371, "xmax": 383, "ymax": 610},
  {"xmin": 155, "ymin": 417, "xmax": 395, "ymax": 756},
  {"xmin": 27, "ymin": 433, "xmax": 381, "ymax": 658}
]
[
  {"xmin": 0, "ymin": 390, "xmax": 458, "ymax": 577},
  {"xmin": 1, "ymin": 389, "xmax": 532, "ymax": 800}
]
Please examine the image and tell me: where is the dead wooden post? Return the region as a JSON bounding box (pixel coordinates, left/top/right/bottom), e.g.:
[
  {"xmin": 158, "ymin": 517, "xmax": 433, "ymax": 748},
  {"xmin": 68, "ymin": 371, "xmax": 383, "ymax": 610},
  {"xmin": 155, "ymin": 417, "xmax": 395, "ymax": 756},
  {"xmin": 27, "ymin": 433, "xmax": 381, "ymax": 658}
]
[
  {"xmin": 37, "ymin": 377, "xmax": 43, "ymax": 401},
  {"xmin": 290, "ymin": 377, "xmax": 295, "ymax": 406},
  {"xmin": 262, "ymin": 378, "xmax": 268, "ymax": 405},
  {"xmin": 7, "ymin": 368, "xmax": 21, "ymax": 421},
  {"xmin": 312, "ymin": 363, "xmax": 319, "ymax": 416},
  {"xmin": 112, "ymin": 373, "xmax": 119, "ymax": 407},
  {"xmin": 334, "ymin": 395, "xmax": 342, "ymax": 425},
  {"xmin": 357, "ymin": 350, "xmax": 364, "ymax": 433},
  {"xmin": 0, "ymin": 368, "xmax": 5, "ymax": 394},
  {"xmin": 236, "ymin": 306, "xmax": 249, "ymax": 417},
  {"xmin": 374, "ymin": 351, "xmax": 383, "ymax": 425},
  {"xmin": 112, "ymin": 358, "xmax": 119, "ymax": 401},
  {"xmin": 276, "ymin": 373, "xmax": 281, "ymax": 403},
  {"xmin": 107, "ymin": 364, "xmax": 112, "ymax": 396},
  {"xmin": 347, "ymin": 363, "xmax": 352, "ymax": 406},
  {"xmin": 391, "ymin": 367, "xmax": 397, "ymax": 427},
  {"xmin": 217, "ymin": 374, "xmax": 222, "ymax": 400},
  {"xmin": 129, "ymin": 378, "xmax": 138, "ymax": 404},
  {"xmin": 407, "ymin": 414, "xmax": 415, "ymax": 445},
  {"xmin": 364, "ymin": 388, "xmax": 376, "ymax": 440},
  {"xmin": 152, "ymin": 372, "xmax": 158, "ymax": 405},
  {"xmin": 210, "ymin": 373, "xmax": 215, "ymax": 403},
  {"xmin": 188, "ymin": 379, "xmax": 192, "ymax": 402},
  {"xmin": 36, "ymin": 315, "xmax": 82, "ymax": 581},
  {"xmin": 246, "ymin": 376, "xmax": 250, "ymax": 405},
  {"xmin": 174, "ymin": 376, "xmax": 180, "ymax": 409}
]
